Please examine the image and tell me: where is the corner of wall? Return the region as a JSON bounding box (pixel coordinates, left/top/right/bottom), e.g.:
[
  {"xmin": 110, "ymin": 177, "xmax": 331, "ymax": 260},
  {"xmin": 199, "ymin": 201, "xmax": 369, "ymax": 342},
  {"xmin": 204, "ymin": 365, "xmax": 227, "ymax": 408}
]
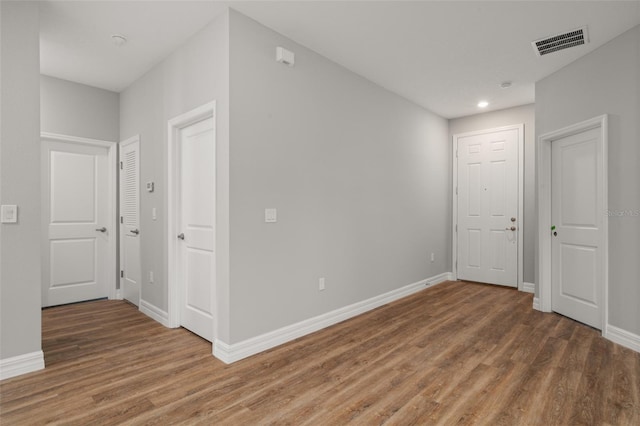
[{"xmin": 0, "ymin": 0, "xmax": 43, "ymax": 368}]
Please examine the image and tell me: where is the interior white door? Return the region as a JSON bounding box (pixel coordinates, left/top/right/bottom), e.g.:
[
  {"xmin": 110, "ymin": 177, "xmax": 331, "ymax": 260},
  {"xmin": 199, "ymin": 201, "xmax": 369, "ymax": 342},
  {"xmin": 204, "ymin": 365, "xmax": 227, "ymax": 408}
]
[
  {"xmin": 457, "ymin": 128, "xmax": 519, "ymax": 287},
  {"xmin": 119, "ymin": 136, "xmax": 141, "ymax": 306},
  {"xmin": 42, "ymin": 140, "xmax": 110, "ymax": 306},
  {"xmin": 177, "ymin": 116, "xmax": 215, "ymax": 341},
  {"xmin": 551, "ymin": 127, "xmax": 603, "ymax": 329}
]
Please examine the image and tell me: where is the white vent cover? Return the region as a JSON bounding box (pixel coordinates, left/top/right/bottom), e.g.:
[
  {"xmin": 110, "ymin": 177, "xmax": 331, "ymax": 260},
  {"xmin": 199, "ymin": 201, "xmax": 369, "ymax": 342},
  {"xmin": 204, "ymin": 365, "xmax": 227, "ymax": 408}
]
[{"xmin": 532, "ymin": 26, "xmax": 589, "ymax": 56}]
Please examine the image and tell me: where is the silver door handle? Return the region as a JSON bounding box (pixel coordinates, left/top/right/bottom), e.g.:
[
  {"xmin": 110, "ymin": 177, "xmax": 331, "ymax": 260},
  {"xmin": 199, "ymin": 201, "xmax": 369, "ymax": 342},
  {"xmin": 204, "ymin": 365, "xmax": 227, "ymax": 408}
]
[
  {"xmin": 95, "ymin": 227, "xmax": 107, "ymax": 232},
  {"xmin": 177, "ymin": 233, "xmax": 185, "ymax": 240},
  {"xmin": 131, "ymin": 229, "xmax": 139, "ymax": 235},
  {"xmin": 505, "ymin": 226, "xmax": 516, "ymax": 231}
]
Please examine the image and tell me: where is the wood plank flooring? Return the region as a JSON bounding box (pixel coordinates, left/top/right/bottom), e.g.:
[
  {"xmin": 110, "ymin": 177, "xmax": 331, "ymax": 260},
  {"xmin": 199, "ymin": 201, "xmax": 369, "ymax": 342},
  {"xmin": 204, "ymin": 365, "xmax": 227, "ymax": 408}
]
[{"xmin": 1, "ymin": 281, "xmax": 638, "ymax": 425}]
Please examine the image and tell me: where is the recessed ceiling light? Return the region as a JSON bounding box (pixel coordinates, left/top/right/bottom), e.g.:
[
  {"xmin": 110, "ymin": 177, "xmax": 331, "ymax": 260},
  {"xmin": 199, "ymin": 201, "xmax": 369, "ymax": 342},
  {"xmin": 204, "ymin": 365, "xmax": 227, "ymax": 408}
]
[
  {"xmin": 477, "ymin": 101, "xmax": 489, "ymax": 108},
  {"xmin": 500, "ymin": 81, "xmax": 512, "ymax": 89},
  {"xmin": 111, "ymin": 34, "xmax": 127, "ymax": 47}
]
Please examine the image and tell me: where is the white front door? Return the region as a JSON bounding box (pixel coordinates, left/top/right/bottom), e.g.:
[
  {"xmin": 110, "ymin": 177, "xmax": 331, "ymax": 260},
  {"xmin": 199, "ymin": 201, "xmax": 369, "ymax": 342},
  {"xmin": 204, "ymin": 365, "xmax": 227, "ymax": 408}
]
[
  {"xmin": 456, "ymin": 127, "xmax": 520, "ymax": 287},
  {"xmin": 176, "ymin": 115, "xmax": 215, "ymax": 341},
  {"xmin": 119, "ymin": 136, "xmax": 141, "ymax": 306},
  {"xmin": 42, "ymin": 138, "xmax": 112, "ymax": 306},
  {"xmin": 551, "ymin": 127, "xmax": 604, "ymax": 329}
]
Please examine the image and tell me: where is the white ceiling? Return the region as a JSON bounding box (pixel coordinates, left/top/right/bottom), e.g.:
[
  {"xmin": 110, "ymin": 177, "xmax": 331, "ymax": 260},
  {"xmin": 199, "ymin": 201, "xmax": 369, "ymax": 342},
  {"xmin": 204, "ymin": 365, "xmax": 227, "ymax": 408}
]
[{"xmin": 39, "ymin": 1, "xmax": 640, "ymax": 119}]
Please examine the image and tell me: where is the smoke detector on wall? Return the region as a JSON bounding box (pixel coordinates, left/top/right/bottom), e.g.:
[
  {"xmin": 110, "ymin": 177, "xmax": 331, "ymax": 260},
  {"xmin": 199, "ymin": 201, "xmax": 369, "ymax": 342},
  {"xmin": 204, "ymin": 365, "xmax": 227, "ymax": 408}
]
[
  {"xmin": 532, "ymin": 26, "xmax": 589, "ymax": 56},
  {"xmin": 276, "ymin": 46, "xmax": 295, "ymax": 67}
]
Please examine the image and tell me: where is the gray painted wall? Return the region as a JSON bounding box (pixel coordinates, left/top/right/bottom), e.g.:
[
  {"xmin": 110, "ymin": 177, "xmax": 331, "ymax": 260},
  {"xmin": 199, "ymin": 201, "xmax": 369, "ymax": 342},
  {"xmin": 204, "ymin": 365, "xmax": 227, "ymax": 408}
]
[
  {"xmin": 228, "ymin": 11, "xmax": 450, "ymax": 343},
  {"xmin": 0, "ymin": 1, "xmax": 42, "ymax": 360},
  {"xmin": 536, "ymin": 25, "xmax": 640, "ymax": 335},
  {"xmin": 41, "ymin": 75, "xmax": 120, "ymax": 142},
  {"xmin": 119, "ymin": 11, "xmax": 230, "ymax": 340},
  {"xmin": 449, "ymin": 104, "xmax": 536, "ymax": 285}
]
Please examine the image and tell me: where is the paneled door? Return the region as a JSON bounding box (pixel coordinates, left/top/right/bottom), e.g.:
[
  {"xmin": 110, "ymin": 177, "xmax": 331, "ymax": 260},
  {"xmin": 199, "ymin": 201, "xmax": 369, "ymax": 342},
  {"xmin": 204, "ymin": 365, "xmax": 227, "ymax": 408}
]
[
  {"xmin": 551, "ymin": 127, "xmax": 604, "ymax": 329},
  {"xmin": 119, "ymin": 136, "xmax": 141, "ymax": 306},
  {"xmin": 169, "ymin": 106, "xmax": 216, "ymax": 342},
  {"xmin": 455, "ymin": 126, "xmax": 521, "ymax": 287},
  {"xmin": 42, "ymin": 136, "xmax": 115, "ymax": 307}
]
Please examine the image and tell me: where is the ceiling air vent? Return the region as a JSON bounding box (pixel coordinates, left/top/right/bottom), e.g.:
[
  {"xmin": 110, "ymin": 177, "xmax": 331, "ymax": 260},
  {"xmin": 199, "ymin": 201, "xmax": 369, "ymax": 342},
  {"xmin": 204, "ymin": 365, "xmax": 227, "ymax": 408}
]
[{"xmin": 532, "ymin": 26, "xmax": 589, "ymax": 56}]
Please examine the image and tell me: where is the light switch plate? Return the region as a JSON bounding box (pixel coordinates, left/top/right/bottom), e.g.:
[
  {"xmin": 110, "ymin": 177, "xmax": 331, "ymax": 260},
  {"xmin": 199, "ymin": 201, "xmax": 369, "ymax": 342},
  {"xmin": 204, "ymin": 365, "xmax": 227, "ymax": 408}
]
[
  {"xmin": 1, "ymin": 205, "xmax": 18, "ymax": 223},
  {"xmin": 265, "ymin": 208, "xmax": 277, "ymax": 223}
]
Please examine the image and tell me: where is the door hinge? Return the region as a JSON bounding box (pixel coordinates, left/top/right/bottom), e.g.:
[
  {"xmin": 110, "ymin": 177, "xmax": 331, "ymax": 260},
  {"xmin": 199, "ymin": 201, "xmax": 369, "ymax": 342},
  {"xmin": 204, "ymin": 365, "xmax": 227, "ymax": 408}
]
[
  {"xmin": 120, "ymin": 161, "xmax": 123, "ymax": 170},
  {"xmin": 120, "ymin": 216, "xmax": 123, "ymax": 224},
  {"xmin": 120, "ymin": 270, "xmax": 124, "ymax": 278},
  {"xmin": 455, "ymin": 224, "xmax": 458, "ymax": 232}
]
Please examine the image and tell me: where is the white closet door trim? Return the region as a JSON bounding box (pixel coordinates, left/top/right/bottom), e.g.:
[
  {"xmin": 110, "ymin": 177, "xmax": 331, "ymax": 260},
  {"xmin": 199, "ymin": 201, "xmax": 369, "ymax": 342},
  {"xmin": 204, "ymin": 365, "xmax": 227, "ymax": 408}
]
[
  {"xmin": 41, "ymin": 132, "xmax": 117, "ymax": 300},
  {"xmin": 167, "ymin": 101, "xmax": 217, "ymax": 333},
  {"xmin": 119, "ymin": 135, "xmax": 141, "ymax": 306},
  {"xmin": 537, "ymin": 115, "xmax": 608, "ymax": 332}
]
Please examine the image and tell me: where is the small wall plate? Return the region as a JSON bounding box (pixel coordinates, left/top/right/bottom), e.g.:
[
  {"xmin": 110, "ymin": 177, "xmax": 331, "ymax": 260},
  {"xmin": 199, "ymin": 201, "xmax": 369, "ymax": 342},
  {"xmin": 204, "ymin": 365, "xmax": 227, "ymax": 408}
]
[{"xmin": 1, "ymin": 205, "xmax": 18, "ymax": 223}]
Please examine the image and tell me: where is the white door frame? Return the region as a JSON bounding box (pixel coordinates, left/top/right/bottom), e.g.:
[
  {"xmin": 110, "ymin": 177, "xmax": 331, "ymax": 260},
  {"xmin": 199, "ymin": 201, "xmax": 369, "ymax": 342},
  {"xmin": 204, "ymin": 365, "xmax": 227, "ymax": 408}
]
[
  {"xmin": 537, "ymin": 115, "xmax": 608, "ymax": 331},
  {"xmin": 452, "ymin": 124, "xmax": 525, "ymax": 290},
  {"xmin": 119, "ymin": 135, "xmax": 141, "ymax": 304},
  {"xmin": 41, "ymin": 132, "xmax": 118, "ymax": 300},
  {"xmin": 167, "ymin": 101, "xmax": 216, "ymax": 332}
]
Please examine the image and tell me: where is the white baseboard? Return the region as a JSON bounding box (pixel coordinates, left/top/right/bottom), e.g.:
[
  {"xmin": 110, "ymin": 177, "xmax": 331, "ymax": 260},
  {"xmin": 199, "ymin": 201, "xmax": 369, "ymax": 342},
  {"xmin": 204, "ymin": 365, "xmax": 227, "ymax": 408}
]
[
  {"xmin": 214, "ymin": 272, "xmax": 453, "ymax": 364},
  {"xmin": 605, "ymin": 324, "xmax": 640, "ymax": 353},
  {"xmin": 533, "ymin": 297, "xmax": 541, "ymax": 311},
  {"xmin": 139, "ymin": 299, "xmax": 170, "ymax": 328},
  {"xmin": 522, "ymin": 282, "xmax": 535, "ymax": 293},
  {"xmin": 0, "ymin": 350, "xmax": 45, "ymax": 381},
  {"xmin": 426, "ymin": 272, "xmax": 454, "ymax": 287}
]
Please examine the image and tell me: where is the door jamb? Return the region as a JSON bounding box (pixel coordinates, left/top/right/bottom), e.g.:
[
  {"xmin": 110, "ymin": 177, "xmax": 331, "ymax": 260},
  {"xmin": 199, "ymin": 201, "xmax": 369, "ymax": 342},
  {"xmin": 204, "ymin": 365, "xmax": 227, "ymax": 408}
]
[
  {"xmin": 537, "ymin": 115, "xmax": 608, "ymax": 333},
  {"xmin": 452, "ymin": 124, "xmax": 525, "ymax": 290},
  {"xmin": 41, "ymin": 132, "xmax": 118, "ymax": 300},
  {"xmin": 167, "ymin": 101, "xmax": 216, "ymax": 331}
]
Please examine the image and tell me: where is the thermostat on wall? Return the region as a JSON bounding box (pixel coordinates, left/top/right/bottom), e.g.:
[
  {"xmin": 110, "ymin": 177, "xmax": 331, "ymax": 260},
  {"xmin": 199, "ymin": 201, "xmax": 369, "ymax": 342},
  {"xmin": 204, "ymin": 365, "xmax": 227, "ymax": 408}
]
[
  {"xmin": 1, "ymin": 205, "xmax": 18, "ymax": 223},
  {"xmin": 146, "ymin": 182, "xmax": 154, "ymax": 192}
]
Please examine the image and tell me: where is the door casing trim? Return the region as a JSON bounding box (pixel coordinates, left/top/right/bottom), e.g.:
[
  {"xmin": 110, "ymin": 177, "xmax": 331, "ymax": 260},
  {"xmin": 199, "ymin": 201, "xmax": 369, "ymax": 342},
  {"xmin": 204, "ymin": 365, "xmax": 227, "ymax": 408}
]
[
  {"xmin": 40, "ymin": 132, "xmax": 118, "ymax": 301},
  {"xmin": 452, "ymin": 124, "xmax": 525, "ymax": 290},
  {"xmin": 119, "ymin": 135, "xmax": 141, "ymax": 305},
  {"xmin": 537, "ymin": 114, "xmax": 608, "ymax": 333},
  {"xmin": 167, "ymin": 101, "xmax": 217, "ymax": 335}
]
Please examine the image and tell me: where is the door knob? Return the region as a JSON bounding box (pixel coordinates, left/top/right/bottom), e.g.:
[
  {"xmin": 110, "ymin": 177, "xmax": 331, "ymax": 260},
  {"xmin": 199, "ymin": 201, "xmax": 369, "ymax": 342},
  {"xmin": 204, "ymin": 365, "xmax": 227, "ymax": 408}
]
[
  {"xmin": 95, "ymin": 227, "xmax": 107, "ymax": 232},
  {"xmin": 131, "ymin": 229, "xmax": 139, "ymax": 235},
  {"xmin": 511, "ymin": 217, "xmax": 516, "ymax": 222},
  {"xmin": 177, "ymin": 233, "xmax": 185, "ymax": 240},
  {"xmin": 505, "ymin": 226, "xmax": 516, "ymax": 231}
]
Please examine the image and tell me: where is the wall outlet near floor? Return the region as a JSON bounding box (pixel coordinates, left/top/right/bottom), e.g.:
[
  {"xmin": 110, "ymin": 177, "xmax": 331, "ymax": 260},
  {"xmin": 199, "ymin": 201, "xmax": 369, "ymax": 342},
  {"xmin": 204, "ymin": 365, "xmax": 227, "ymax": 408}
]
[{"xmin": 319, "ymin": 277, "xmax": 325, "ymax": 291}]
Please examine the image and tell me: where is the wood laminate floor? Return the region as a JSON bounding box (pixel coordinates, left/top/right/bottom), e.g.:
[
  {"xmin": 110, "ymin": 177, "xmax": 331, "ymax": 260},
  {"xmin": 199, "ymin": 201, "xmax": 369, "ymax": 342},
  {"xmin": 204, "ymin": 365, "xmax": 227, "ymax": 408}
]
[{"xmin": 1, "ymin": 281, "xmax": 639, "ymax": 425}]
